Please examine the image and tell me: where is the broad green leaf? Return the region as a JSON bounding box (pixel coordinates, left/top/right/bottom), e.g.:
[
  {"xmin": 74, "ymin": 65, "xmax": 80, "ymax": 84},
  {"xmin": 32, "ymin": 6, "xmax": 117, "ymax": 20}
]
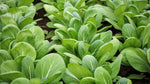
[
  {"xmin": 0, "ymin": 71, "xmax": 25, "ymax": 82},
  {"xmin": 122, "ymin": 23, "xmax": 137, "ymax": 39},
  {"xmin": 18, "ymin": 0, "xmax": 34, "ymax": 6},
  {"xmin": 22, "ymin": 56, "xmax": 34, "ymax": 79},
  {"xmin": 125, "ymin": 48, "xmax": 150, "ymax": 72},
  {"xmin": 44, "ymin": 4, "xmax": 59, "ymax": 15},
  {"xmin": 98, "ymin": 52, "xmax": 110, "ymax": 66},
  {"xmin": 141, "ymin": 23, "xmax": 150, "ymax": 47},
  {"xmin": 82, "ymin": 55, "xmax": 98, "ymax": 72},
  {"xmin": 62, "ymin": 69, "xmax": 80, "ymax": 84},
  {"xmin": 63, "ymin": 7, "xmax": 78, "ymax": 21},
  {"xmin": 147, "ymin": 49, "xmax": 150, "ymax": 64},
  {"xmin": 11, "ymin": 42, "xmax": 36, "ymax": 60},
  {"xmin": 15, "ymin": 56, "xmax": 25, "ymax": 64},
  {"xmin": 18, "ymin": 17, "xmax": 33, "ymax": 29},
  {"xmin": 80, "ymin": 77, "xmax": 95, "ymax": 84},
  {"xmin": 69, "ymin": 18, "xmax": 81, "ymax": 31},
  {"xmin": 78, "ymin": 41, "xmax": 90, "ymax": 58},
  {"xmin": 136, "ymin": 26, "xmax": 145, "ymax": 38},
  {"xmin": 94, "ymin": 67, "xmax": 112, "ymax": 84},
  {"xmin": 30, "ymin": 78, "xmax": 42, "ymax": 84},
  {"xmin": 0, "ymin": 60, "xmax": 20, "ymax": 73},
  {"xmin": 110, "ymin": 55, "xmax": 122, "ymax": 79},
  {"xmin": 67, "ymin": 28, "xmax": 78, "ymax": 39},
  {"xmin": 0, "ymin": 4, "xmax": 9, "ymax": 15},
  {"xmin": 16, "ymin": 29, "xmax": 34, "ymax": 46},
  {"xmin": 108, "ymin": 38, "xmax": 120, "ymax": 59},
  {"xmin": 35, "ymin": 53, "xmax": 66, "ymax": 83},
  {"xmin": 54, "ymin": 23, "xmax": 67, "ymax": 31},
  {"xmin": 36, "ymin": 40, "xmax": 50, "ymax": 59},
  {"xmin": 89, "ymin": 40, "xmax": 104, "ymax": 55},
  {"xmin": 114, "ymin": 4, "xmax": 128, "ymax": 17},
  {"xmin": 100, "ymin": 30, "xmax": 112, "ymax": 43},
  {"xmin": 1, "ymin": 38, "xmax": 14, "ymax": 50},
  {"xmin": 68, "ymin": 64, "xmax": 93, "ymax": 80},
  {"xmin": 75, "ymin": 0, "xmax": 85, "ymax": 8},
  {"xmin": 11, "ymin": 78, "xmax": 30, "ymax": 84},
  {"xmin": 64, "ymin": 53, "xmax": 82, "ymax": 64},
  {"xmin": 55, "ymin": 29, "xmax": 69, "ymax": 40},
  {"xmin": 133, "ymin": 0, "xmax": 148, "ymax": 11},
  {"xmin": 0, "ymin": 50, "xmax": 12, "ymax": 65},
  {"xmin": 8, "ymin": 8, "xmax": 22, "ymax": 21},
  {"xmin": 95, "ymin": 43, "xmax": 113, "ymax": 59},
  {"xmin": 62, "ymin": 39, "xmax": 77, "ymax": 53},
  {"xmin": 2, "ymin": 24, "xmax": 19, "ymax": 40},
  {"xmin": 24, "ymin": 6, "xmax": 36, "ymax": 18},
  {"xmin": 30, "ymin": 26, "xmax": 44, "ymax": 42},
  {"xmin": 0, "ymin": 15, "xmax": 17, "ymax": 26},
  {"xmin": 123, "ymin": 37, "xmax": 141, "ymax": 48}
]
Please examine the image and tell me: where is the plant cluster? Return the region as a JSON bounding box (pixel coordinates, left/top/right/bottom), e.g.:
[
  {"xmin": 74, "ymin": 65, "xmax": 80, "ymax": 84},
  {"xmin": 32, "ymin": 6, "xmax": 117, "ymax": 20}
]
[{"xmin": 0, "ymin": 0, "xmax": 150, "ymax": 84}]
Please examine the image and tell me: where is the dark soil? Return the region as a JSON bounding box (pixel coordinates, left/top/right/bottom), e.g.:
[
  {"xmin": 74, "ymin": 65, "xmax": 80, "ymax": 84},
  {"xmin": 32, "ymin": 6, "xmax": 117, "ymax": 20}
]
[{"xmin": 33, "ymin": 1, "xmax": 150, "ymax": 84}]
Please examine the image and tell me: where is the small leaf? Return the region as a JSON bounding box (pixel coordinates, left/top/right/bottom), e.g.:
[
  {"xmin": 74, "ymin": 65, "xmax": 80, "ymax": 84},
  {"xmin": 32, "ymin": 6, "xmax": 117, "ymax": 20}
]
[
  {"xmin": 78, "ymin": 41, "xmax": 90, "ymax": 58},
  {"xmin": 127, "ymin": 74, "xmax": 145, "ymax": 79},
  {"xmin": 44, "ymin": 4, "xmax": 59, "ymax": 15},
  {"xmin": 18, "ymin": 17, "xmax": 33, "ymax": 29},
  {"xmin": 0, "ymin": 50, "xmax": 12, "ymax": 65},
  {"xmin": 114, "ymin": 4, "xmax": 128, "ymax": 17},
  {"xmin": 30, "ymin": 78, "xmax": 42, "ymax": 84},
  {"xmin": 68, "ymin": 64, "xmax": 93, "ymax": 80}
]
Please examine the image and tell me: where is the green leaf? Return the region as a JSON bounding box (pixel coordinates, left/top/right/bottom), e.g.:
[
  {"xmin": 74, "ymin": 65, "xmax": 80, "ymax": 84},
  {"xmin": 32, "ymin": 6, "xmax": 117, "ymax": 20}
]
[
  {"xmin": 22, "ymin": 56, "xmax": 34, "ymax": 79},
  {"xmin": 16, "ymin": 29, "xmax": 34, "ymax": 46},
  {"xmin": 123, "ymin": 37, "xmax": 141, "ymax": 48},
  {"xmin": 44, "ymin": 4, "xmax": 59, "ymax": 15},
  {"xmin": 80, "ymin": 77, "xmax": 95, "ymax": 84},
  {"xmin": 36, "ymin": 40, "xmax": 50, "ymax": 59},
  {"xmin": 98, "ymin": 52, "xmax": 110, "ymax": 66},
  {"xmin": 55, "ymin": 29, "xmax": 69, "ymax": 41},
  {"xmin": 67, "ymin": 28, "xmax": 78, "ymax": 39},
  {"xmin": 94, "ymin": 67, "xmax": 112, "ymax": 84},
  {"xmin": 147, "ymin": 49, "xmax": 150, "ymax": 64},
  {"xmin": 11, "ymin": 42, "xmax": 36, "ymax": 60},
  {"xmin": 116, "ymin": 78, "xmax": 132, "ymax": 84},
  {"xmin": 2, "ymin": 24, "xmax": 19, "ymax": 40},
  {"xmin": 82, "ymin": 55, "xmax": 98, "ymax": 72},
  {"xmin": 64, "ymin": 53, "xmax": 82, "ymax": 64},
  {"xmin": 78, "ymin": 41, "xmax": 90, "ymax": 58},
  {"xmin": 41, "ymin": 0, "xmax": 55, "ymax": 4},
  {"xmin": 30, "ymin": 78, "xmax": 42, "ymax": 84},
  {"xmin": 125, "ymin": 48, "xmax": 150, "ymax": 73},
  {"xmin": 63, "ymin": 7, "xmax": 78, "ymax": 21},
  {"xmin": 0, "ymin": 60, "xmax": 20, "ymax": 73},
  {"xmin": 105, "ymin": 18, "xmax": 121, "ymax": 30},
  {"xmin": 95, "ymin": 43, "xmax": 113, "ymax": 59},
  {"xmin": 99, "ymin": 30, "xmax": 112, "ymax": 43},
  {"xmin": 136, "ymin": 26, "xmax": 145, "ymax": 38},
  {"xmin": 8, "ymin": 8, "xmax": 22, "ymax": 21},
  {"xmin": 18, "ymin": 17, "xmax": 33, "ymax": 29},
  {"xmin": 114, "ymin": 4, "xmax": 128, "ymax": 17},
  {"xmin": 69, "ymin": 17, "xmax": 81, "ymax": 31},
  {"xmin": 18, "ymin": 0, "xmax": 34, "ymax": 6},
  {"xmin": 30, "ymin": 26, "xmax": 44, "ymax": 42},
  {"xmin": 62, "ymin": 69, "xmax": 80, "ymax": 84},
  {"xmin": 62, "ymin": 39, "xmax": 77, "ymax": 53},
  {"xmin": 141, "ymin": 23, "xmax": 150, "ymax": 47},
  {"xmin": 68, "ymin": 64, "xmax": 93, "ymax": 80},
  {"xmin": 127, "ymin": 74, "xmax": 145, "ymax": 79},
  {"xmin": 0, "ymin": 50, "xmax": 12, "ymax": 65},
  {"xmin": 133, "ymin": 0, "xmax": 148, "ymax": 11},
  {"xmin": 122, "ymin": 23, "xmax": 137, "ymax": 39},
  {"xmin": 1, "ymin": 38, "xmax": 14, "ymax": 50},
  {"xmin": 75, "ymin": 0, "xmax": 85, "ymax": 8},
  {"xmin": 11, "ymin": 78, "xmax": 30, "ymax": 84},
  {"xmin": 0, "ymin": 71, "xmax": 25, "ymax": 82},
  {"xmin": 35, "ymin": 53, "xmax": 66, "ymax": 83},
  {"xmin": 0, "ymin": 15, "xmax": 17, "ymax": 26},
  {"xmin": 110, "ymin": 55, "xmax": 122, "ymax": 79},
  {"xmin": 89, "ymin": 40, "xmax": 104, "ymax": 55}
]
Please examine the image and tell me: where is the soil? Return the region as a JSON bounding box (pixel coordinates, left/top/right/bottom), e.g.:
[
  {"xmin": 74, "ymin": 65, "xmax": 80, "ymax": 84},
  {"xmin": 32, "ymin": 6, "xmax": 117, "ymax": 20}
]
[{"xmin": 33, "ymin": 1, "xmax": 150, "ymax": 84}]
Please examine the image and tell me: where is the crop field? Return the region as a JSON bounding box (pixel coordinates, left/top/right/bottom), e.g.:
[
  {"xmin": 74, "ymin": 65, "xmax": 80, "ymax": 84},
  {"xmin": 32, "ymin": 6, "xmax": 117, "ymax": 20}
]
[{"xmin": 0, "ymin": 0, "xmax": 150, "ymax": 84}]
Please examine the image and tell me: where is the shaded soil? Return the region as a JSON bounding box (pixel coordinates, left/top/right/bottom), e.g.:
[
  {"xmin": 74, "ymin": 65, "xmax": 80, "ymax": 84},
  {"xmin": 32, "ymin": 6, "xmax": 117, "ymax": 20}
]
[{"xmin": 33, "ymin": 1, "xmax": 150, "ymax": 84}]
